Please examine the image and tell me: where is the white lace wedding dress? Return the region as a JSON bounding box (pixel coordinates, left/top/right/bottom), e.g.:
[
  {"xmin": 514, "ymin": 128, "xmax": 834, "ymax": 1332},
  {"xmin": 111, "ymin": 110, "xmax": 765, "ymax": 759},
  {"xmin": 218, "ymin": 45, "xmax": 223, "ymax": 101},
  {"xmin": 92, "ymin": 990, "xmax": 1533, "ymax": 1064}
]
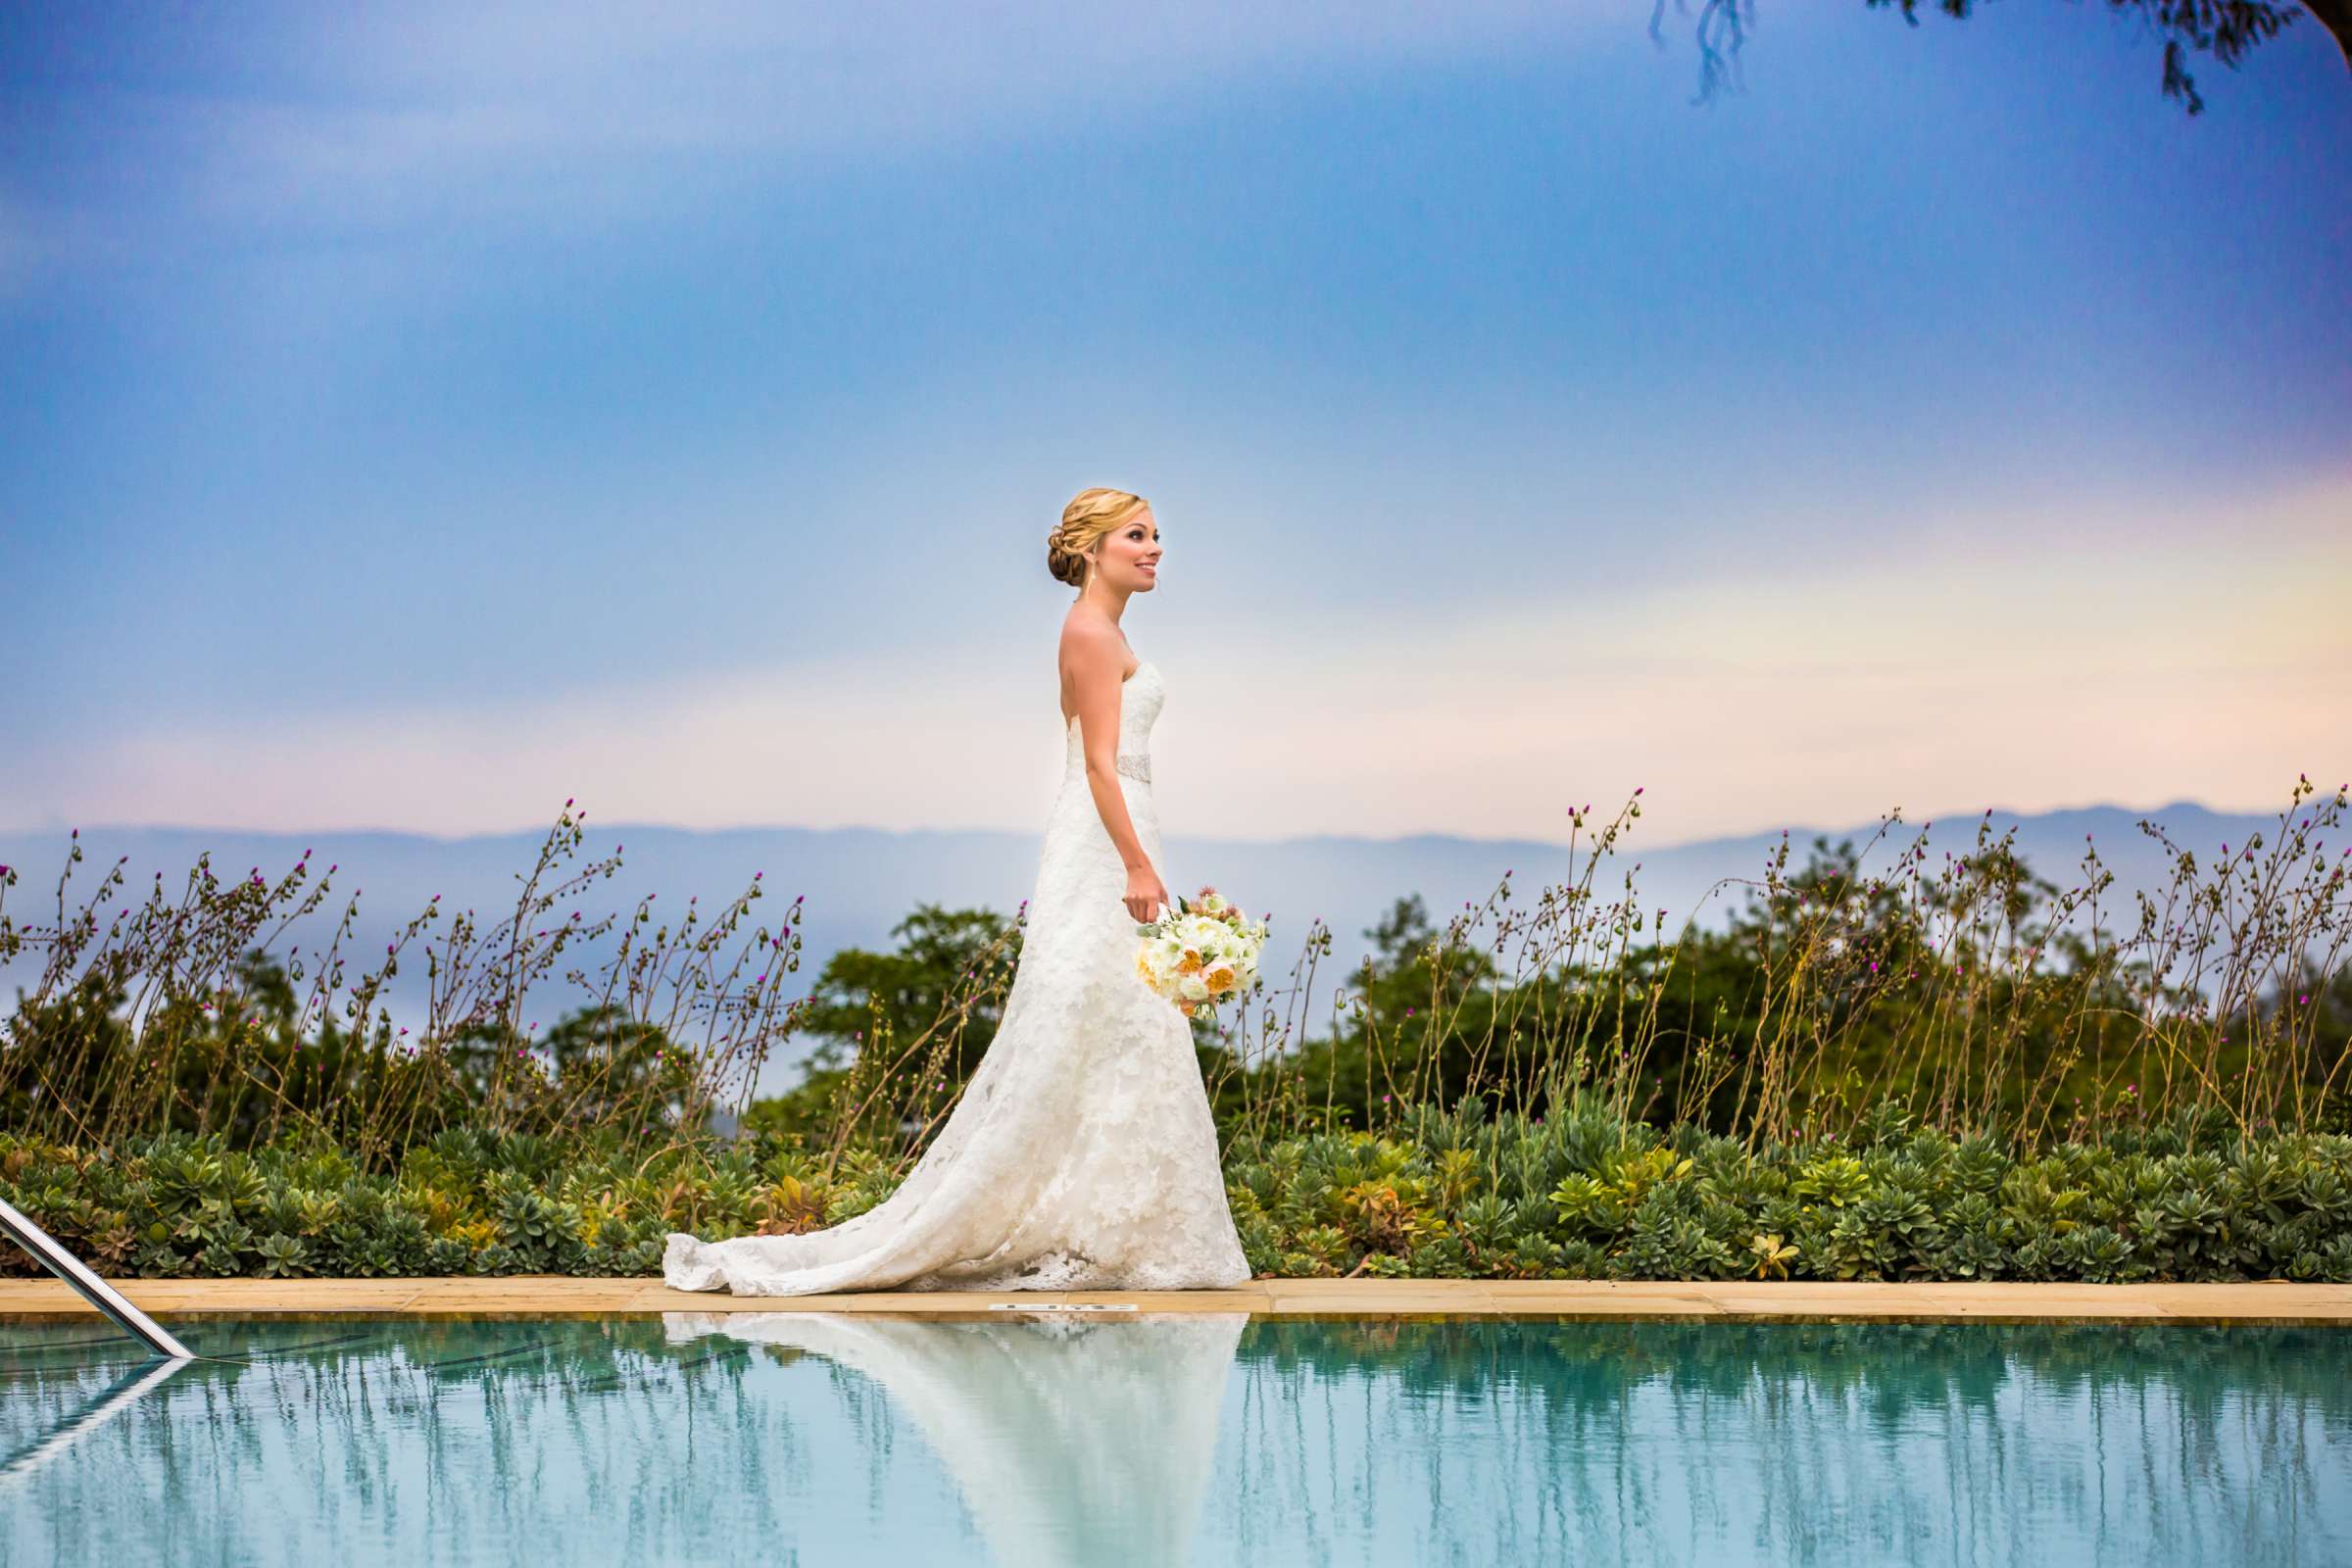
[{"xmin": 663, "ymin": 656, "xmax": 1254, "ymax": 1295}]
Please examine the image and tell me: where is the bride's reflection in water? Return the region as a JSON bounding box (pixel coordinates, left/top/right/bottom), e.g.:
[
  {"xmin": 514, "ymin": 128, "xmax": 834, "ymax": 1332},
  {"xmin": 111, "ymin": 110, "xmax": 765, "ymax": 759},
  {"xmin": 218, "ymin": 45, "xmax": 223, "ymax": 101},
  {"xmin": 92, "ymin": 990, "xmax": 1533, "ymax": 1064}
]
[{"xmin": 663, "ymin": 1308, "xmax": 1248, "ymax": 1567}]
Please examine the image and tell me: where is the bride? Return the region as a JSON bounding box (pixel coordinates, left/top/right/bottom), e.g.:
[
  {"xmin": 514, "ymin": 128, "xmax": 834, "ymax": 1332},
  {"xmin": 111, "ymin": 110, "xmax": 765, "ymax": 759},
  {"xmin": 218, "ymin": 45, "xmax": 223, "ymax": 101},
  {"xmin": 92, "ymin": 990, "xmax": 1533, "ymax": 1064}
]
[{"xmin": 663, "ymin": 487, "xmax": 1255, "ymax": 1295}]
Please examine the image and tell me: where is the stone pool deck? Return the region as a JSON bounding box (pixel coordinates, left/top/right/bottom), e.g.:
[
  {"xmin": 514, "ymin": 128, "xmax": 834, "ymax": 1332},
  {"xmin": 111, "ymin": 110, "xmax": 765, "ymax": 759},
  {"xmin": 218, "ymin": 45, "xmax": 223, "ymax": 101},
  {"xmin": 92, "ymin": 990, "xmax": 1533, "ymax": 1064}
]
[{"xmin": 3, "ymin": 1276, "xmax": 2351, "ymax": 1322}]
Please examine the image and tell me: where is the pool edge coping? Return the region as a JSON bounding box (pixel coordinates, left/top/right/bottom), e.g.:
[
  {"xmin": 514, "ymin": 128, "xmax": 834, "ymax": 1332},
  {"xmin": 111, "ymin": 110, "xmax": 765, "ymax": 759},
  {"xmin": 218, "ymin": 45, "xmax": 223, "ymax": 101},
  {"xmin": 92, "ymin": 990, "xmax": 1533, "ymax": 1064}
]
[{"xmin": 5, "ymin": 1277, "xmax": 2351, "ymax": 1324}]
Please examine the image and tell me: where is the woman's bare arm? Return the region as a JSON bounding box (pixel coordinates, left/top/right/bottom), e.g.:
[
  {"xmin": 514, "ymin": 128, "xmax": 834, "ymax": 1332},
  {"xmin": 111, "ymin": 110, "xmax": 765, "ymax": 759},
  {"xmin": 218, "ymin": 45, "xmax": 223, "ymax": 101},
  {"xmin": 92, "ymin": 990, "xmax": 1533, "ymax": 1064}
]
[{"xmin": 1061, "ymin": 622, "xmax": 1166, "ymax": 919}]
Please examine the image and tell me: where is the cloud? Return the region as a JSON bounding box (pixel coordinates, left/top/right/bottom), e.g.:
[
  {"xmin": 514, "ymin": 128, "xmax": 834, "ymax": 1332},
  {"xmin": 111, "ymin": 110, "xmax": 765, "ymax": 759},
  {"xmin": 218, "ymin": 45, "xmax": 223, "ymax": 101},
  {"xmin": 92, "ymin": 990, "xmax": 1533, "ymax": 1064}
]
[
  {"xmin": 1229, "ymin": 468, "xmax": 2352, "ymax": 839},
  {"xmin": 9, "ymin": 471, "xmax": 2343, "ymax": 845},
  {"xmin": 24, "ymin": 1, "xmax": 1629, "ymax": 247}
]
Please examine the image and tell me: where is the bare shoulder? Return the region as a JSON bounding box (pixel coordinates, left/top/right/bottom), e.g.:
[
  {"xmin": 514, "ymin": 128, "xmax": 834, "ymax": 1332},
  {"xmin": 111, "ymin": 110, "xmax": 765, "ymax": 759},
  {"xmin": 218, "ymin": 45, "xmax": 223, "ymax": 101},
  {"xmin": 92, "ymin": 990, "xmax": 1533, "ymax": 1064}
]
[{"xmin": 1056, "ymin": 610, "xmax": 1125, "ymax": 678}]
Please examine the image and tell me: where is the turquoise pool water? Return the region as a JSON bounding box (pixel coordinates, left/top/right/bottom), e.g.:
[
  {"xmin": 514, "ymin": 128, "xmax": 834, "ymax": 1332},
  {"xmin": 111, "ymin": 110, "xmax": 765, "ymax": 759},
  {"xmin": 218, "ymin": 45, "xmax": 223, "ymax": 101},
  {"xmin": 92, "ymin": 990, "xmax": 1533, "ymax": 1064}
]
[{"xmin": 2, "ymin": 1313, "xmax": 2346, "ymax": 1565}]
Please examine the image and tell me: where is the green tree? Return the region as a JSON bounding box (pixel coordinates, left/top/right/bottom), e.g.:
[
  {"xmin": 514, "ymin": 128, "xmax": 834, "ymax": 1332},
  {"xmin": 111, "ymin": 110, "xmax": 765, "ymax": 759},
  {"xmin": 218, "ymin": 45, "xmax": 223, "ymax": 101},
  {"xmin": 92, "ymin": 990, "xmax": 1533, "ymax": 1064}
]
[
  {"xmin": 1655, "ymin": 0, "xmax": 2349, "ymax": 116},
  {"xmin": 741, "ymin": 904, "xmax": 1019, "ymax": 1144}
]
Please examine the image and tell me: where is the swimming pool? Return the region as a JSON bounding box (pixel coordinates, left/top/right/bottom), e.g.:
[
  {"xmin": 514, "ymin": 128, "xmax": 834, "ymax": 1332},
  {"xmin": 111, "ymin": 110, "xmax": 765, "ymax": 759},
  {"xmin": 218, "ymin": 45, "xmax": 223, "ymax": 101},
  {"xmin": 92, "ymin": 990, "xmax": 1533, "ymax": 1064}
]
[{"xmin": 3, "ymin": 1313, "xmax": 2346, "ymax": 1565}]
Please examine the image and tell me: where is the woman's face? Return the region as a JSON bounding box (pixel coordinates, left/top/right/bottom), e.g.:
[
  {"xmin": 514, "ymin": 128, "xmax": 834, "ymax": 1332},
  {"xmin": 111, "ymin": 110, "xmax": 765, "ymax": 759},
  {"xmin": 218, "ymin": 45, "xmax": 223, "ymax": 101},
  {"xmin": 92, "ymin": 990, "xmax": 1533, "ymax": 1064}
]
[{"xmin": 1091, "ymin": 507, "xmax": 1161, "ymax": 592}]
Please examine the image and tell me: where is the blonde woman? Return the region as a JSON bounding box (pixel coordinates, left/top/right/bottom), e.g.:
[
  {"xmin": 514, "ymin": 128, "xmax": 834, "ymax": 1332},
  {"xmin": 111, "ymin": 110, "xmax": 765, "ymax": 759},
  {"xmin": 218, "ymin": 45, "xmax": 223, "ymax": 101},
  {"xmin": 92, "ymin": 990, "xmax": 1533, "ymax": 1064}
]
[{"xmin": 664, "ymin": 488, "xmax": 1253, "ymax": 1294}]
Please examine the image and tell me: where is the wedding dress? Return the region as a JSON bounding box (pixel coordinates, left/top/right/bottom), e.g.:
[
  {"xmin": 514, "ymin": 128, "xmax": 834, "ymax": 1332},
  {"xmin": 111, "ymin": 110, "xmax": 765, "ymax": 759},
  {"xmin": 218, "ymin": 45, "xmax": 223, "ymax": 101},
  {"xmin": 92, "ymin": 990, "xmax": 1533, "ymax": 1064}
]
[{"xmin": 663, "ymin": 656, "xmax": 1254, "ymax": 1295}]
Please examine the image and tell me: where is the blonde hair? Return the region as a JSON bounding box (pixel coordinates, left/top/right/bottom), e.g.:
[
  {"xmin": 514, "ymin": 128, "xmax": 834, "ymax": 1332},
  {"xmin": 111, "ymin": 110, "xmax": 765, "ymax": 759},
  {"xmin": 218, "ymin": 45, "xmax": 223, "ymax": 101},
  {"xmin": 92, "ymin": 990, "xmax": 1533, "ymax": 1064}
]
[{"xmin": 1047, "ymin": 487, "xmax": 1152, "ymax": 590}]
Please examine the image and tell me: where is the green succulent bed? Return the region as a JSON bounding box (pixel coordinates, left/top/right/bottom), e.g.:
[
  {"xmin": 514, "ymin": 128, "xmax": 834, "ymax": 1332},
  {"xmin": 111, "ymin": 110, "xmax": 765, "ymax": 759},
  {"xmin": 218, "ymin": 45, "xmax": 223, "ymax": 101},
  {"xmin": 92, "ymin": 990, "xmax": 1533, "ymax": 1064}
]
[{"xmin": 8, "ymin": 1098, "xmax": 2350, "ymax": 1286}]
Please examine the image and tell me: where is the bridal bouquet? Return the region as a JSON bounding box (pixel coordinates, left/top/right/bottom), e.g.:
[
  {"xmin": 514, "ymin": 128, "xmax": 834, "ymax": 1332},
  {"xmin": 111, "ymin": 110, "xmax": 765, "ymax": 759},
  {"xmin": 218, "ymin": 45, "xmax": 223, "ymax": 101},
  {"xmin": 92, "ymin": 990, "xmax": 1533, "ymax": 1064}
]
[{"xmin": 1134, "ymin": 885, "xmax": 1270, "ymax": 1018}]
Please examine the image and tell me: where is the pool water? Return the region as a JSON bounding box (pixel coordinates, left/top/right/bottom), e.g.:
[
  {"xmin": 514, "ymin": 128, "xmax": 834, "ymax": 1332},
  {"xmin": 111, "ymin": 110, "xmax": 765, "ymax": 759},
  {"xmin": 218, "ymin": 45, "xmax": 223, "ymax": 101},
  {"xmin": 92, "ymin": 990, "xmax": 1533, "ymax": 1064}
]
[{"xmin": 2, "ymin": 1313, "xmax": 2346, "ymax": 1566}]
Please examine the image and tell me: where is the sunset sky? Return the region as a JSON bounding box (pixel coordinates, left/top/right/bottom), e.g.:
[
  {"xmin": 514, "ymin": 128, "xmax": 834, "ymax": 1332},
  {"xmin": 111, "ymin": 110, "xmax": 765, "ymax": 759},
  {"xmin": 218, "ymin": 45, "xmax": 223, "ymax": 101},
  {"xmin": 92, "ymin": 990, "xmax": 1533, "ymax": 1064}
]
[{"xmin": 5, "ymin": 1, "xmax": 2346, "ymax": 848}]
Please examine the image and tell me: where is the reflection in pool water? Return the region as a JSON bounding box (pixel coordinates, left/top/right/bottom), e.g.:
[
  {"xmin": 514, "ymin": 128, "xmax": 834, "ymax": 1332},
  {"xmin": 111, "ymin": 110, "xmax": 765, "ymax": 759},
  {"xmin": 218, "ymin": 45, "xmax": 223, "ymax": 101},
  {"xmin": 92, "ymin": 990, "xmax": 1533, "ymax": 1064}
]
[{"xmin": 1, "ymin": 1314, "xmax": 2347, "ymax": 1566}]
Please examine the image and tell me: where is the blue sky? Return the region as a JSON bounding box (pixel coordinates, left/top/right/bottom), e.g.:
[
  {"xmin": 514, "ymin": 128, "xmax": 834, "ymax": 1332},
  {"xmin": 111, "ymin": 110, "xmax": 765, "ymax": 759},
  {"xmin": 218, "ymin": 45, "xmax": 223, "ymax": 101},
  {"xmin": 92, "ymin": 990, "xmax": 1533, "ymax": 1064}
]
[{"xmin": 3, "ymin": 1, "xmax": 2346, "ymax": 846}]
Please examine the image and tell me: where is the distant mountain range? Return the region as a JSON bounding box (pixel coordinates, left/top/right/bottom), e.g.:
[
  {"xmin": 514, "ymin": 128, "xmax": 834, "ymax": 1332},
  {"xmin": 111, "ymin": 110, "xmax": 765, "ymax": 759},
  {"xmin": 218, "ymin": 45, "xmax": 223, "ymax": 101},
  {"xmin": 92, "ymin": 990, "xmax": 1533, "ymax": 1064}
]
[{"xmin": 0, "ymin": 801, "xmax": 2284, "ymax": 1098}]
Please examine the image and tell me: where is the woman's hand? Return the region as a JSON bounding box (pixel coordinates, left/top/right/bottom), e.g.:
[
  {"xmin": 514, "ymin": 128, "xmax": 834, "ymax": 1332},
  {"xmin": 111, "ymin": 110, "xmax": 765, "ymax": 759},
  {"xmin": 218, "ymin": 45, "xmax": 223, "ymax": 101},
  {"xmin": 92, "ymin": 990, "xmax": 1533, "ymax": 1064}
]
[{"xmin": 1124, "ymin": 864, "xmax": 1169, "ymax": 923}]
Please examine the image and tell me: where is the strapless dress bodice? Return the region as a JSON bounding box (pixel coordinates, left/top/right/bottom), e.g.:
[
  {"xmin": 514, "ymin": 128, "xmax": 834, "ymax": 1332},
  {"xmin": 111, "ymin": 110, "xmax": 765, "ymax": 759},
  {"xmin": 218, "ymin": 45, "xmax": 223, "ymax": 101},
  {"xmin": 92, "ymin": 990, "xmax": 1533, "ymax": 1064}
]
[{"xmin": 1062, "ymin": 659, "xmax": 1161, "ymax": 785}]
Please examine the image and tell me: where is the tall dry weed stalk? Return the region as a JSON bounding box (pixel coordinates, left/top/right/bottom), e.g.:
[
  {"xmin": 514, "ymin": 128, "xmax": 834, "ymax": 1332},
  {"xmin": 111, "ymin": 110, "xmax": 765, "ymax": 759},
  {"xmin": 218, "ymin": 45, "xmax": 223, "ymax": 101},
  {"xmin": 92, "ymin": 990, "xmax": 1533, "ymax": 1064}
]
[
  {"xmin": 0, "ymin": 804, "xmax": 807, "ymax": 1166},
  {"xmin": 1191, "ymin": 775, "xmax": 2351, "ymax": 1151}
]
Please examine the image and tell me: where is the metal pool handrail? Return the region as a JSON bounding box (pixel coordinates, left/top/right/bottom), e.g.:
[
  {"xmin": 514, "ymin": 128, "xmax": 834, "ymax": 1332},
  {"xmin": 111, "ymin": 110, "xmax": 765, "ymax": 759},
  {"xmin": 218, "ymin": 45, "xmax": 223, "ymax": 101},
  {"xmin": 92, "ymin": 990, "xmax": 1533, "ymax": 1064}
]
[{"xmin": 0, "ymin": 1195, "xmax": 193, "ymax": 1361}]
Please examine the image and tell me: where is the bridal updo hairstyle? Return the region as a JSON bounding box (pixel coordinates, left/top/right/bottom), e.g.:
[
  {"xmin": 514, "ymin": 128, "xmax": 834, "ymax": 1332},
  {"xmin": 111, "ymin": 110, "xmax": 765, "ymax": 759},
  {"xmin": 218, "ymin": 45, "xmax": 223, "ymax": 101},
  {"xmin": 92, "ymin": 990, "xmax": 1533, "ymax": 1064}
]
[{"xmin": 1048, "ymin": 487, "xmax": 1151, "ymax": 589}]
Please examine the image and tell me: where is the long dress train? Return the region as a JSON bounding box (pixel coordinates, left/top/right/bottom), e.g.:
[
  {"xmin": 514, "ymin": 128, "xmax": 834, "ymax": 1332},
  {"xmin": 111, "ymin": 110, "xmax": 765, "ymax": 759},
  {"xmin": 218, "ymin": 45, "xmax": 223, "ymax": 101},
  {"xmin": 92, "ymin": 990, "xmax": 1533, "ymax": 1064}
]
[{"xmin": 662, "ymin": 657, "xmax": 1253, "ymax": 1294}]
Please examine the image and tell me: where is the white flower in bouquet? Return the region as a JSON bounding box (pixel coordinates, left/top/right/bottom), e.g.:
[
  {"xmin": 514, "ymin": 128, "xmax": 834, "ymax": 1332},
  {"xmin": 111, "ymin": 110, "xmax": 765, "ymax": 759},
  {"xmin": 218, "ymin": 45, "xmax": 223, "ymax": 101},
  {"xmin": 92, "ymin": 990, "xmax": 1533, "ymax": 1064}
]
[{"xmin": 1133, "ymin": 884, "xmax": 1271, "ymax": 1018}]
